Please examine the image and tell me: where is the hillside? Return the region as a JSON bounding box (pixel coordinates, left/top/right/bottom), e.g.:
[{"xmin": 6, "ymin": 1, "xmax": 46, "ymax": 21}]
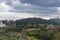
[{"xmin": 15, "ymin": 17, "xmax": 60, "ymax": 25}]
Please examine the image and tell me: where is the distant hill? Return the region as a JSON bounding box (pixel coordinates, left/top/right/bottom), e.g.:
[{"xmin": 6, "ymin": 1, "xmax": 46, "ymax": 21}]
[
  {"xmin": 49, "ymin": 18, "xmax": 60, "ymax": 25},
  {"xmin": 15, "ymin": 18, "xmax": 60, "ymax": 25}
]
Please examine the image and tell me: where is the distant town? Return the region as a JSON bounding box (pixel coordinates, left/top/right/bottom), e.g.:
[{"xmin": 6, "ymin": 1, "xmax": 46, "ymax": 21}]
[{"xmin": 0, "ymin": 18, "xmax": 60, "ymax": 40}]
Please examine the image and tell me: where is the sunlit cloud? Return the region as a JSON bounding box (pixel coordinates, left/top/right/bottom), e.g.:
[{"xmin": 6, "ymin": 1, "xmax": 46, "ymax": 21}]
[{"xmin": 0, "ymin": 2, "xmax": 11, "ymax": 12}]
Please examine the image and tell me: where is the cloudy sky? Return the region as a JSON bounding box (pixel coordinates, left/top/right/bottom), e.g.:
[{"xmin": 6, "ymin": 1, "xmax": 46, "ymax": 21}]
[{"xmin": 0, "ymin": 0, "xmax": 60, "ymax": 20}]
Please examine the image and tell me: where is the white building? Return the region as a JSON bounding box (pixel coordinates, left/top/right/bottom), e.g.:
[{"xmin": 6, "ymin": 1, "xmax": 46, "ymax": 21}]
[
  {"xmin": 0, "ymin": 21, "xmax": 6, "ymax": 27},
  {"xmin": 47, "ymin": 24, "xmax": 55, "ymax": 29}
]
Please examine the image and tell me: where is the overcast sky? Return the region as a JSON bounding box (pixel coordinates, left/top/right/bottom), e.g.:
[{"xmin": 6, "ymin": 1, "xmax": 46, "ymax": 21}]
[{"xmin": 0, "ymin": 0, "xmax": 60, "ymax": 20}]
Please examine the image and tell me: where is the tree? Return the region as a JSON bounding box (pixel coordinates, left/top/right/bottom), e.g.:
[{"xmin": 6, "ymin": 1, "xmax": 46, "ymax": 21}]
[
  {"xmin": 16, "ymin": 25, "xmax": 24, "ymax": 32},
  {"xmin": 40, "ymin": 31, "xmax": 52, "ymax": 40}
]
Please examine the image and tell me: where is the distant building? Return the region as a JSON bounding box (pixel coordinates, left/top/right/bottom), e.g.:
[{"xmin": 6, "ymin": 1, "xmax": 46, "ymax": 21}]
[
  {"xmin": 0, "ymin": 21, "xmax": 6, "ymax": 27},
  {"xmin": 7, "ymin": 21, "xmax": 16, "ymax": 27},
  {"xmin": 23, "ymin": 28, "xmax": 40, "ymax": 32},
  {"xmin": 47, "ymin": 24, "xmax": 55, "ymax": 29}
]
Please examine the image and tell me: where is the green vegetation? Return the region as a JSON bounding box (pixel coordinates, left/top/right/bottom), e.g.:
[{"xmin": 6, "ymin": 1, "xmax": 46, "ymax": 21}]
[
  {"xmin": 0, "ymin": 23, "xmax": 60, "ymax": 40},
  {"xmin": 1, "ymin": 18, "xmax": 60, "ymax": 40},
  {"xmin": 28, "ymin": 36, "xmax": 40, "ymax": 40}
]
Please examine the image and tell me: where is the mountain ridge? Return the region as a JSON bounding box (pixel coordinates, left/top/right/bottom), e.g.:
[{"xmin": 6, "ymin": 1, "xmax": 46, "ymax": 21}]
[{"xmin": 15, "ymin": 17, "xmax": 60, "ymax": 25}]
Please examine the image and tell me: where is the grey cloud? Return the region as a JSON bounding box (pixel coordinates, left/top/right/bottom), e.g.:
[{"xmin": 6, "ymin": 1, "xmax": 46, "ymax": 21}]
[
  {"xmin": 5, "ymin": 0, "xmax": 15, "ymax": 6},
  {"xmin": 0, "ymin": 0, "xmax": 5, "ymax": 3},
  {"xmin": 20, "ymin": 0, "xmax": 60, "ymax": 7},
  {"xmin": 0, "ymin": 0, "xmax": 59, "ymax": 17},
  {"xmin": 9, "ymin": 4, "xmax": 58, "ymax": 15},
  {"xmin": 5, "ymin": 0, "xmax": 60, "ymax": 7}
]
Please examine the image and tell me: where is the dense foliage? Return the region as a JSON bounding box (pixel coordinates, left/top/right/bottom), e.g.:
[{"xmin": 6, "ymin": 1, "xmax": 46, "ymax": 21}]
[{"xmin": 1, "ymin": 18, "xmax": 60, "ymax": 40}]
